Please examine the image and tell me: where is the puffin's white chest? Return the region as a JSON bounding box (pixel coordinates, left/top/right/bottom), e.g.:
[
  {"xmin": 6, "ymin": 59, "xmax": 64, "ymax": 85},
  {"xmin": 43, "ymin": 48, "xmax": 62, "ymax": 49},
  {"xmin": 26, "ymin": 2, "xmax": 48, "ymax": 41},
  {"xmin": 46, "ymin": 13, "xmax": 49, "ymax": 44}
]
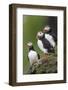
[
  {"xmin": 37, "ymin": 40, "xmax": 48, "ymax": 53},
  {"xmin": 45, "ymin": 34, "xmax": 55, "ymax": 47},
  {"xmin": 28, "ymin": 50, "xmax": 38, "ymax": 65}
]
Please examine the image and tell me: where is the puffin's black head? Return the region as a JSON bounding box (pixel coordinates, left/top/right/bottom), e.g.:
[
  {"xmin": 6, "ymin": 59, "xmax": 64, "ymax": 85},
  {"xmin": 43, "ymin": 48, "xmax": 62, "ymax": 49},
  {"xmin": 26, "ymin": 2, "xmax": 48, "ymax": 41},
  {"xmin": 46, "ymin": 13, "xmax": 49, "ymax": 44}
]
[
  {"xmin": 27, "ymin": 42, "xmax": 35, "ymax": 51},
  {"xmin": 37, "ymin": 31, "xmax": 44, "ymax": 40},
  {"xmin": 43, "ymin": 25, "xmax": 51, "ymax": 33}
]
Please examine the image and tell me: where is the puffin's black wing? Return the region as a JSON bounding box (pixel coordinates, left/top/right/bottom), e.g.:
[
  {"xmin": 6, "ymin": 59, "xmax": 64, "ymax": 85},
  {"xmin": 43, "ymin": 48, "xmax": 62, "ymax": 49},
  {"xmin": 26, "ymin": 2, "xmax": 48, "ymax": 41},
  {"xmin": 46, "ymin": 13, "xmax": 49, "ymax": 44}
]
[
  {"xmin": 42, "ymin": 37, "xmax": 55, "ymax": 53},
  {"xmin": 50, "ymin": 31, "xmax": 57, "ymax": 43},
  {"xmin": 37, "ymin": 53, "xmax": 40, "ymax": 59},
  {"xmin": 42, "ymin": 37, "xmax": 53, "ymax": 49}
]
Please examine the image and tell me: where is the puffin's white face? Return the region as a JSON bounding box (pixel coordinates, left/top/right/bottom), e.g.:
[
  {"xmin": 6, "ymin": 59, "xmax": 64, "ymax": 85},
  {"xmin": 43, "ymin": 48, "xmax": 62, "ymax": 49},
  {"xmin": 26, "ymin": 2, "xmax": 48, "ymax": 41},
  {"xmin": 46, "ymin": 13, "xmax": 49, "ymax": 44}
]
[
  {"xmin": 43, "ymin": 25, "xmax": 50, "ymax": 32},
  {"xmin": 27, "ymin": 42, "xmax": 32, "ymax": 47},
  {"xmin": 37, "ymin": 31, "xmax": 44, "ymax": 38}
]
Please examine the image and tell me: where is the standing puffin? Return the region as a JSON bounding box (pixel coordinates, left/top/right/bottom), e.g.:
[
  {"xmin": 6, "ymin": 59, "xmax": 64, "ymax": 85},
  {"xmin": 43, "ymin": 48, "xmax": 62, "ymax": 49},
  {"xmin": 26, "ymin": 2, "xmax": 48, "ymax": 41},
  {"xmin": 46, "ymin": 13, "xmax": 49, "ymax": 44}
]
[
  {"xmin": 37, "ymin": 31, "xmax": 55, "ymax": 60},
  {"xmin": 43, "ymin": 25, "xmax": 57, "ymax": 45},
  {"xmin": 37, "ymin": 31, "xmax": 55, "ymax": 53},
  {"xmin": 27, "ymin": 42, "xmax": 40, "ymax": 66}
]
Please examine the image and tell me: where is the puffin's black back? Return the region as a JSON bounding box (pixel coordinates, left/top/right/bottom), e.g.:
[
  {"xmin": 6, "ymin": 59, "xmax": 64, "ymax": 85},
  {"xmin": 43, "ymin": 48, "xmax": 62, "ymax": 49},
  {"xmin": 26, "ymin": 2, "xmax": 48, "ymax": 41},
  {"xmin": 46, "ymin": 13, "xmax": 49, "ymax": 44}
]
[
  {"xmin": 45, "ymin": 29, "xmax": 57, "ymax": 43},
  {"xmin": 40, "ymin": 35, "xmax": 54, "ymax": 52}
]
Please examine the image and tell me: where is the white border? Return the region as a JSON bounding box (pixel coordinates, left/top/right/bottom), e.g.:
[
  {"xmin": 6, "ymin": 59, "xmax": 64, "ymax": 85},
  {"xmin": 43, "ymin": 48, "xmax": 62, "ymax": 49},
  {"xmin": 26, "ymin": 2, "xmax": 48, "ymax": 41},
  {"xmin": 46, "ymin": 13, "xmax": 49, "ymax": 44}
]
[{"xmin": 16, "ymin": 8, "xmax": 64, "ymax": 82}]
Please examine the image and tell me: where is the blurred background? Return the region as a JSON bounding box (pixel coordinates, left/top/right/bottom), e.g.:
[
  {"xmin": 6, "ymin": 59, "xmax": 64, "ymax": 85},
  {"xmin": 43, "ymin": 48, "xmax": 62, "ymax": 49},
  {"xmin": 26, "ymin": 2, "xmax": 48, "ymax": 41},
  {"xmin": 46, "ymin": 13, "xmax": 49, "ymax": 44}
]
[{"xmin": 23, "ymin": 15, "xmax": 57, "ymax": 74}]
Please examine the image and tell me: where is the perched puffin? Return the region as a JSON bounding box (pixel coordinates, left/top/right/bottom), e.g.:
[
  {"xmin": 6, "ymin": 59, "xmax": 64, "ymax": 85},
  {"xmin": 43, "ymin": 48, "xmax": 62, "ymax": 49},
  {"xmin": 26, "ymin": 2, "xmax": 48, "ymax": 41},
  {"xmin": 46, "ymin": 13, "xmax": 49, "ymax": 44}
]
[
  {"xmin": 37, "ymin": 31, "xmax": 55, "ymax": 53},
  {"xmin": 37, "ymin": 31, "xmax": 55, "ymax": 60},
  {"xmin": 43, "ymin": 25, "xmax": 57, "ymax": 44},
  {"xmin": 27, "ymin": 42, "xmax": 40, "ymax": 66}
]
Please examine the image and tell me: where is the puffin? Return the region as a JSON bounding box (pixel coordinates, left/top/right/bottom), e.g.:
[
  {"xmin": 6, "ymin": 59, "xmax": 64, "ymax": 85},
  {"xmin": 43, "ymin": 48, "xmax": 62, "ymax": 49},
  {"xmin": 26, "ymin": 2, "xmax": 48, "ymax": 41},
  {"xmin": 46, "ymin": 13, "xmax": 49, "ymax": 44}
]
[
  {"xmin": 37, "ymin": 31, "xmax": 55, "ymax": 53},
  {"xmin": 37, "ymin": 31, "xmax": 55, "ymax": 60},
  {"xmin": 43, "ymin": 25, "xmax": 57, "ymax": 44},
  {"xmin": 27, "ymin": 42, "xmax": 40, "ymax": 66}
]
